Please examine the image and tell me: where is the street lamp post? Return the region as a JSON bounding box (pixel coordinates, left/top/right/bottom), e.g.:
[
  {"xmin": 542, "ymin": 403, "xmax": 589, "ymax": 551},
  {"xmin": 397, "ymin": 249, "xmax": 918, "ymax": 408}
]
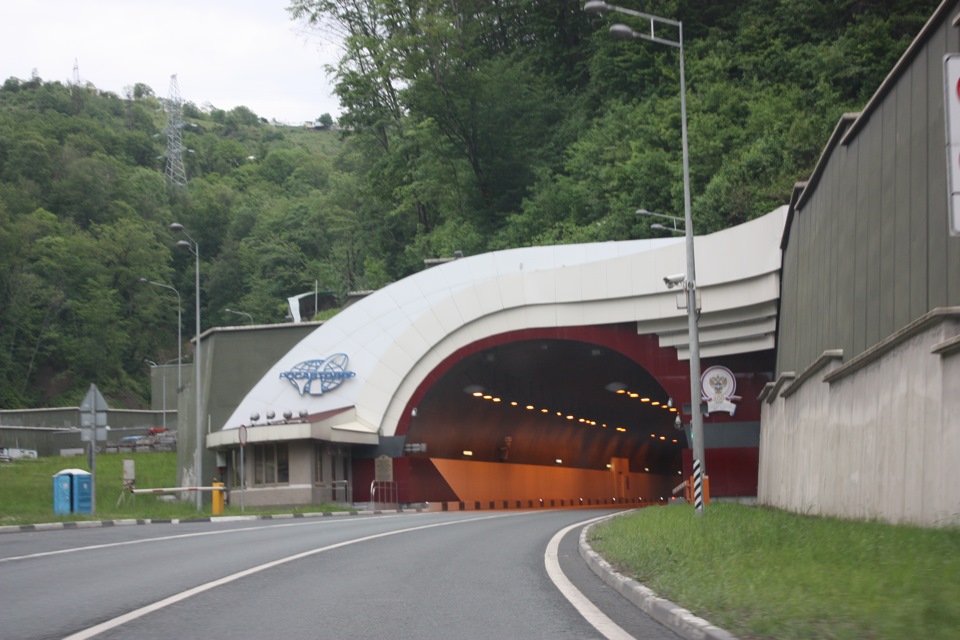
[
  {"xmin": 170, "ymin": 222, "xmax": 203, "ymax": 511},
  {"xmin": 585, "ymin": 1, "xmax": 706, "ymax": 514},
  {"xmin": 637, "ymin": 208, "xmax": 685, "ymax": 235},
  {"xmin": 224, "ymin": 308, "xmax": 254, "ymax": 324},
  {"xmin": 138, "ymin": 278, "xmax": 182, "ymax": 391}
]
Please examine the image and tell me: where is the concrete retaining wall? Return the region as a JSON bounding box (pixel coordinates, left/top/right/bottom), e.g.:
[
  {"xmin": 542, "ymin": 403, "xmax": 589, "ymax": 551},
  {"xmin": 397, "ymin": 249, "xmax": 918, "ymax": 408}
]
[{"xmin": 759, "ymin": 311, "xmax": 960, "ymax": 527}]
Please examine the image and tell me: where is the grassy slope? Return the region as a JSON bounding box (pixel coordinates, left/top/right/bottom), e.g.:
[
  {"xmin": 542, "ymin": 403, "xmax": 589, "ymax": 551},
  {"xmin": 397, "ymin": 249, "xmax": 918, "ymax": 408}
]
[
  {"xmin": 0, "ymin": 453, "xmax": 348, "ymax": 525},
  {"xmin": 590, "ymin": 504, "xmax": 960, "ymax": 640}
]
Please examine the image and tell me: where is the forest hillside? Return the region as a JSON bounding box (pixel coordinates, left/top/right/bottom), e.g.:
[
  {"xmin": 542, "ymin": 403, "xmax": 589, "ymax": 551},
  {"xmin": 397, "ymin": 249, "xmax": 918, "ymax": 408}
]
[{"xmin": 0, "ymin": 0, "xmax": 939, "ymax": 408}]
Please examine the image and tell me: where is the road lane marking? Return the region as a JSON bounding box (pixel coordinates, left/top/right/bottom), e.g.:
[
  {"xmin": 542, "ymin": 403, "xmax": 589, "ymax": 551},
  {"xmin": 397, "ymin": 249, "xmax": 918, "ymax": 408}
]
[
  {"xmin": 0, "ymin": 519, "xmax": 358, "ymax": 563},
  {"xmin": 545, "ymin": 515, "xmax": 636, "ymax": 640},
  {"xmin": 62, "ymin": 513, "xmax": 514, "ymax": 639}
]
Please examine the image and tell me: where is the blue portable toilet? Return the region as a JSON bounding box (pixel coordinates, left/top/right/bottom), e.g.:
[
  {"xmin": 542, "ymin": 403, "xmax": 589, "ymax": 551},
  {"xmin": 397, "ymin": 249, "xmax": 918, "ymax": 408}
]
[
  {"xmin": 52, "ymin": 469, "xmax": 92, "ymax": 515},
  {"xmin": 71, "ymin": 470, "xmax": 92, "ymax": 514},
  {"xmin": 53, "ymin": 471, "xmax": 73, "ymax": 515}
]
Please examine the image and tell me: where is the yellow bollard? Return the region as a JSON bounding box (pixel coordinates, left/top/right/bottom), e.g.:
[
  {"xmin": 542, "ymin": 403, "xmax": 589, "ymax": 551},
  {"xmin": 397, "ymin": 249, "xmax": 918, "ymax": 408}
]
[{"xmin": 212, "ymin": 481, "xmax": 225, "ymax": 515}]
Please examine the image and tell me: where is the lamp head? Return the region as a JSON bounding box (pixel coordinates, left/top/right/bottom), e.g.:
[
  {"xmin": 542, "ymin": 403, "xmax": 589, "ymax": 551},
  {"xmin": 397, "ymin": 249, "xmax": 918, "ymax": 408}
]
[
  {"xmin": 169, "ymin": 222, "xmax": 184, "ymax": 232},
  {"xmin": 583, "ymin": 0, "xmax": 612, "ymax": 14},
  {"xmin": 609, "ymin": 23, "xmax": 636, "ymax": 39}
]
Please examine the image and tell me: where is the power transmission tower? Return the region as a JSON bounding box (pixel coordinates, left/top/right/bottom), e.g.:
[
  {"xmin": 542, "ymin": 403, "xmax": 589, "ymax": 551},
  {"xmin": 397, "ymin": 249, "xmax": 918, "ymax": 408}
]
[{"xmin": 163, "ymin": 74, "xmax": 188, "ymax": 190}]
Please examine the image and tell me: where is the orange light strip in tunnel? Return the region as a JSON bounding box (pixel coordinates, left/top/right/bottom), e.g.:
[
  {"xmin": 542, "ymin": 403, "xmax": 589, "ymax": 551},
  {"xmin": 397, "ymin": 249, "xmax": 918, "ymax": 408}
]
[
  {"xmin": 469, "ymin": 390, "xmax": 679, "ymax": 442},
  {"xmin": 612, "ymin": 388, "xmax": 679, "ymax": 413}
]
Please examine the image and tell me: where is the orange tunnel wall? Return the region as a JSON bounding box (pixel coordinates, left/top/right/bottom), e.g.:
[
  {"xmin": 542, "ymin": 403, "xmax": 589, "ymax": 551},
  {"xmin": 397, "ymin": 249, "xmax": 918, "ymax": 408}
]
[{"xmin": 355, "ymin": 456, "xmax": 678, "ymax": 504}]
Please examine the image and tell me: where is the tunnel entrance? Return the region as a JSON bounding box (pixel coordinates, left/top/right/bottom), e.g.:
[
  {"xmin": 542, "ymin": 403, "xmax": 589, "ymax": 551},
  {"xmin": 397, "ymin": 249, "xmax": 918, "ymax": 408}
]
[
  {"xmin": 408, "ymin": 337, "xmax": 685, "ymax": 473},
  {"xmin": 380, "ymin": 324, "xmax": 696, "ymax": 504}
]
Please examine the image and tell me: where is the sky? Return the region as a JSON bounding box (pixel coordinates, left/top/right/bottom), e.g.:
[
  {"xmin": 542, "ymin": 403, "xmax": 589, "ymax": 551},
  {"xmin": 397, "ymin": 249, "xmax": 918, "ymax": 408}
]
[{"xmin": 1, "ymin": 0, "xmax": 342, "ymax": 124}]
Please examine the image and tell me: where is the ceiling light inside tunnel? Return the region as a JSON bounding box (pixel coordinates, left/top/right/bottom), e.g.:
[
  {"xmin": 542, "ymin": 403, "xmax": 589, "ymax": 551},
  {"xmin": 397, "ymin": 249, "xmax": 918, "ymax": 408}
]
[
  {"xmin": 616, "ymin": 427, "xmax": 626, "ymax": 432},
  {"xmin": 641, "ymin": 397, "xmax": 650, "ymax": 402},
  {"xmin": 463, "ymin": 450, "xmax": 473, "ymax": 456},
  {"xmin": 526, "ymin": 405, "xmax": 534, "ymax": 410},
  {"xmin": 628, "ymin": 392, "xmax": 639, "ymax": 398},
  {"xmin": 651, "ymin": 401, "xmax": 660, "ymax": 406}
]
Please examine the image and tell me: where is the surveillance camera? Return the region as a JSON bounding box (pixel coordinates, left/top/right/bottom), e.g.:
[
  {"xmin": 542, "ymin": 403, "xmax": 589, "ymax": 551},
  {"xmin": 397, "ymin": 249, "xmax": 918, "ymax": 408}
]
[{"xmin": 663, "ymin": 273, "xmax": 686, "ymax": 288}]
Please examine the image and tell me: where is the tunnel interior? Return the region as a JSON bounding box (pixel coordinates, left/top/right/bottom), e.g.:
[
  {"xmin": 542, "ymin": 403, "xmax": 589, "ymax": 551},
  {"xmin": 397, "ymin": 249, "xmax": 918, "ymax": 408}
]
[{"xmin": 404, "ymin": 338, "xmax": 685, "ymax": 475}]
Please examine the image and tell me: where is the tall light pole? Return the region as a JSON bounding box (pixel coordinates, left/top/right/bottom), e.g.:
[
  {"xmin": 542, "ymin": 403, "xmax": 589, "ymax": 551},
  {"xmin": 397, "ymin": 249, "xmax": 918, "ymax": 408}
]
[
  {"xmin": 170, "ymin": 222, "xmax": 203, "ymax": 511},
  {"xmin": 224, "ymin": 308, "xmax": 254, "ymax": 324},
  {"xmin": 637, "ymin": 208, "xmax": 685, "ymax": 235},
  {"xmin": 585, "ymin": 1, "xmax": 706, "ymax": 514},
  {"xmin": 139, "ymin": 278, "xmax": 182, "ymax": 391}
]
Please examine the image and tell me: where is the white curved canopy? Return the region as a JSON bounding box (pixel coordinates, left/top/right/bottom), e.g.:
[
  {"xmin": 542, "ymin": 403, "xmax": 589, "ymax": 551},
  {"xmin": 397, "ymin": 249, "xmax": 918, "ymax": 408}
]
[{"xmin": 220, "ymin": 206, "xmax": 787, "ymax": 439}]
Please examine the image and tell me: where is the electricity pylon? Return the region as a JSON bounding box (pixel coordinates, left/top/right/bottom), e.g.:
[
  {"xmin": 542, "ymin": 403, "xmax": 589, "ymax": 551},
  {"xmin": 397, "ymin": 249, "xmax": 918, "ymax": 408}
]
[{"xmin": 163, "ymin": 74, "xmax": 187, "ymax": 190}]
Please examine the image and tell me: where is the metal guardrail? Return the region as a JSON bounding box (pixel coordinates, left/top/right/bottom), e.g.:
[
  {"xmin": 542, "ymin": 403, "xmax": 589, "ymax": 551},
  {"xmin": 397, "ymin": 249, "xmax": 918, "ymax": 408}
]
[
  {"xmin": 315, "ymin": 480, "xmax": 351, "ymax": 504},
  {"xmin": 369, "ymin": 480, "xmax": 398, "ymax": 510}
]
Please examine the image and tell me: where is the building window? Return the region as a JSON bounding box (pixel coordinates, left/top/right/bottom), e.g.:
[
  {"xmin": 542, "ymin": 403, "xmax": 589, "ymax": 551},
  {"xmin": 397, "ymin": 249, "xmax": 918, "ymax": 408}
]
[{"xmin": 253, "ymin": 443, "xmax": 289, "ymax": 486}]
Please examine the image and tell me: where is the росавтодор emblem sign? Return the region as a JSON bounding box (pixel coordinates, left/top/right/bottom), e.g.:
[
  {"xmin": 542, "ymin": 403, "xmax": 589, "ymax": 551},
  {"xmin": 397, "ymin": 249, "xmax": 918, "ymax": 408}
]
[{"xmin": 280, "ymin": 354, "xmax": 356, "ymax": 396}]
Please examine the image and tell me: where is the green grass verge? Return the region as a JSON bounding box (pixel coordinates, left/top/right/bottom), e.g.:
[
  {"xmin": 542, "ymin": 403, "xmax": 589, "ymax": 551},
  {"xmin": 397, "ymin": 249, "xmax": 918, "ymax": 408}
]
[
  {"xmin": 0, "ymin": 453, "xmax": 351, "ymax": 526},
  {"xmin": 589, "ymin": 503, "xmax": 960, "ymax": 640}
]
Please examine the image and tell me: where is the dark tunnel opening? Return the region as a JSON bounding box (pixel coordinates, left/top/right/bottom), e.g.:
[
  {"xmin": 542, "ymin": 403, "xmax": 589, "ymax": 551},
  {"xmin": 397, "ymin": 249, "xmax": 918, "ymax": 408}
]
[{"xmin": 405, "ymin": 338, "xmax": 685, "ymax": 475}]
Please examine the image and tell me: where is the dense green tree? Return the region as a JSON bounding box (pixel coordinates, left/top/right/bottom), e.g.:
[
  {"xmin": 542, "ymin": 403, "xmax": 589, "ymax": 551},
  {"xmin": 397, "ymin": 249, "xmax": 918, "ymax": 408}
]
[{"xmin": 0, "ymin": 0, "xmax": 943, "ymax": 408}]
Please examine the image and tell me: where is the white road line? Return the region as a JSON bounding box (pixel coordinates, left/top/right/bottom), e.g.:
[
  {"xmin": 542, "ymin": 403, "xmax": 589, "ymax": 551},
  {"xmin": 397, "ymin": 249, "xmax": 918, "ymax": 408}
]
[
  {"xmin": 545, "ymin": 515, "xmax": 635, "ymax": 640},
  {"xmin": 0, "ymin": 519, "xmax": 351, "ymax": 563},
  {"xmin": 62, "ymin": 513, "xmax": 513, "ymax": 640}
]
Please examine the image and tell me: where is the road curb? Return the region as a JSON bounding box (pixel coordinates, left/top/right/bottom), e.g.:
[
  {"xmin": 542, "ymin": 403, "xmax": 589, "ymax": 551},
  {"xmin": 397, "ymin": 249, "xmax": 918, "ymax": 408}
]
[
  {"xmin": 578, "ymin": 519, "xmax": 737, "ymax": 640},
  {"xmin": 0, "ymin": 508, "xmax": 405, "ymax": 535}
]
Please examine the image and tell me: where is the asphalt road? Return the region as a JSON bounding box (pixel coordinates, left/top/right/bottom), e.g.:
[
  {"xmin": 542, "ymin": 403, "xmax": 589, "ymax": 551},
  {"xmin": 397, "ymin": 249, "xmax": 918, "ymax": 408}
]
[{"xmin": 0, "ymin": 510, "xmax": 683, "ymax": 640}]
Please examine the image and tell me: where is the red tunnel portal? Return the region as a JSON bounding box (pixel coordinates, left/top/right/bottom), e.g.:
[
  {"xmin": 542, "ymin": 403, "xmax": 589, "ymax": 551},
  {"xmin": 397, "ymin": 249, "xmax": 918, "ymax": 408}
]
[{"xmin": 354, "ymin": 324, "xmax": 773, "ymax": 504}]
